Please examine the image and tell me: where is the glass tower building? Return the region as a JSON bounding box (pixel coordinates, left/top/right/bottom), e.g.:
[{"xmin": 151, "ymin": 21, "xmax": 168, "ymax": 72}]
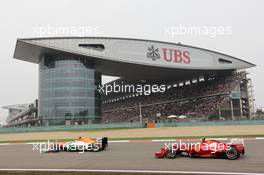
[{"xmin": 39, "ymin": 55, "xmax": 101, "ymax": 125}]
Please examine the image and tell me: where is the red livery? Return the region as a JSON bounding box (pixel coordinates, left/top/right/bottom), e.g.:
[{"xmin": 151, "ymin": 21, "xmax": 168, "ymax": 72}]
[{"xmin": 155, "ymin": 138, "xmax": 245, "ymax": 160}]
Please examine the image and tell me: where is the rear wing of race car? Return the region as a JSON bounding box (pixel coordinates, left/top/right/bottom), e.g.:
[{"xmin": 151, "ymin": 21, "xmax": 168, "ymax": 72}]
[{"xmin": 96, "ymin": 137, "xmax": 108, "ymax": 150}]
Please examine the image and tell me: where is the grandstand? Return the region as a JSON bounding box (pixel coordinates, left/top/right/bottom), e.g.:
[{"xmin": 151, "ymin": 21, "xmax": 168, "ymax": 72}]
[
  {"xmin": 2, "ymin": 100, "xmax": 38, "ymax": 127},
  {"xmin": 102, "ymin": 71, "xmax": 254, "ymax": 123}
]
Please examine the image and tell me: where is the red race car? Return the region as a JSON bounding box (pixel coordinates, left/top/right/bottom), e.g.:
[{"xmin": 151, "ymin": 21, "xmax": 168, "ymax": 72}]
[{"xmin": 155, "ymin": 138, "xmax": 245, "ymax": 160}]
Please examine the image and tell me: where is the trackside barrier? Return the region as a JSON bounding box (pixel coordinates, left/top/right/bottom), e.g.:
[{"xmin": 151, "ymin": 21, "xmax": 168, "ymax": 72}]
[
  {"xmin": 0, "ymin": 120, "xmax": 264, "ymax": 133},
  {"xmin": 0, "ymin": 122, "xmax": 145, "ymax": 133},
  {"xmin": 155, "ymin": 119, "xmax": 264, "ymax": 127}
]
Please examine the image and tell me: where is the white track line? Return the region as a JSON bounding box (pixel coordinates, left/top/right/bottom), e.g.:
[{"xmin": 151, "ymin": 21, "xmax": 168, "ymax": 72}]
[
  {"xmin": 152, "ymin": 139, "xmax": 176, "ymax": 142},
  {"xmin": 109, "ymin": 140, "xmax": 129, "ymax": 143},
  {"xmin": 0, "ymin": 169, "xmax": 263, "ymax": 175},
  {"xmin": 256, "ymin": 137, "xmax": 264, "ymax": 140},
  {"xmin": 0, "ymin": 143, "xmax": 10, "ymax": 146}
]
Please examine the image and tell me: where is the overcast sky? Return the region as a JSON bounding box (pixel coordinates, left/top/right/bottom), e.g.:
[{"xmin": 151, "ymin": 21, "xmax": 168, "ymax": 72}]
[{"xmin": 0, "ymin": 0, "xmax": 263, "ymax": 124}]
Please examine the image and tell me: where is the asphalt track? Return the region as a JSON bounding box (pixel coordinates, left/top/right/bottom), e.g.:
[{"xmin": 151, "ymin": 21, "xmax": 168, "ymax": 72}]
[{"xmin": 0, "ymin": 140, "xmax": 263, "ymax": 174}]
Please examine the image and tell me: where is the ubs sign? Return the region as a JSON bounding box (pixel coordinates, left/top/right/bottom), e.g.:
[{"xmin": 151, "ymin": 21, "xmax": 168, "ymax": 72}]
[{"xmin": 146, "ymin": 45, "xmax": 191, "ymax": 64}]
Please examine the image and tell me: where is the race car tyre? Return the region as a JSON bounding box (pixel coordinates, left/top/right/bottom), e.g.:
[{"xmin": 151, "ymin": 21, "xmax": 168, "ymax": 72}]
[
  {"xmin": 166, "ymin": 149, "xmax": 177, "ymax": 159},
  {"xmin": 53, "ymin": 147, "xmax": 60, "ymax": 152},
  {"xmin": 241, "ymin": 150, "xmax": 245, "ymax": 156},
  {"xmin": 188, "ymin": 152, "xmax": 196, "ymax": 158},
  {"xmin": 43, "ymin": 145, "xmax": 60, "ymax": 153},
  {"xmin": 67, "ymin": 145, "xmax": 77, "ymax": 152},
  {"xmin": 91, "ymin": 146, "xmax": 100, "ymax": 152},
  {"xmin": 226, "ymin": 146, "xmax": 239, "ymax": 160}
]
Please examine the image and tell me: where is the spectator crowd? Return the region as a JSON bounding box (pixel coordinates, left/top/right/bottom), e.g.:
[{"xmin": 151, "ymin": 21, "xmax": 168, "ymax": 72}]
[{"xmin": 102, "ymin": 71, "xmax": 246, "ymax": 123}]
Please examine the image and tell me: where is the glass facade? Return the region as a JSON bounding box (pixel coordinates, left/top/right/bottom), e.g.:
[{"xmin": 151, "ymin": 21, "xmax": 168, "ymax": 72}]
[{"xmin": 39, "ymin": 56, "xmax": 101, "ymax": 125}]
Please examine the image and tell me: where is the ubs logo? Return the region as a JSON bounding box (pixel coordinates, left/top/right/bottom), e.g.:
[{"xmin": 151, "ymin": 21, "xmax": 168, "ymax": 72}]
[
  {"xmin": 146, "ymin": 45, "xmax": 191, "ymax": 64},
  {"xmin": 146, "ymin": 45, "xmax": 160, "ymax": 61}
]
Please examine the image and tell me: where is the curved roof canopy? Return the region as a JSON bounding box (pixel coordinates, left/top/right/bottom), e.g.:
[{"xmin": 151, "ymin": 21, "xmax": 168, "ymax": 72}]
[{"xmin": 13, "ymin": 37, "xmax": 255, "ymax": 82}]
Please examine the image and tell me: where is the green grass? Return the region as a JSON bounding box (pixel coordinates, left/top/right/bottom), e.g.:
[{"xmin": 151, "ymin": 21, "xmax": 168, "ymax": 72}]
[{"xmin": 1, "ymin": 134, "xmax": 264, "ymax": 144}]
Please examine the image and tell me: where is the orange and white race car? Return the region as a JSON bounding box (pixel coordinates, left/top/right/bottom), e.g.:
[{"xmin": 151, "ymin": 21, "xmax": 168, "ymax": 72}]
[{"xmin": 43, "ymin": 137, "xmax": 108, "ymax": 153}]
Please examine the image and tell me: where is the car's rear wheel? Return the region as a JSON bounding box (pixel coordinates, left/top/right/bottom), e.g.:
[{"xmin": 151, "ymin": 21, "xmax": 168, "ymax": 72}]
[
  {"xmin": 241, "ymin": 149, "xmax": 245, "ymax": 156},
  {"xmin": 166, "ymin": 148, "xmax": 177, "ymax": 159},
  {"xmin": 226, "ymin": 146, "xmax": 239, "ymax": 160},
  {"xmin": 91, "ymin": 145, "xmax": 100, "ymax": 152}
]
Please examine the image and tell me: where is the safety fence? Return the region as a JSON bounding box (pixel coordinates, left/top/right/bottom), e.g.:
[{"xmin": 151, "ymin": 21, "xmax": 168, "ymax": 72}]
[{"xmin": 0, "ymin": 120, "xmax": 264, "ymax": 133}]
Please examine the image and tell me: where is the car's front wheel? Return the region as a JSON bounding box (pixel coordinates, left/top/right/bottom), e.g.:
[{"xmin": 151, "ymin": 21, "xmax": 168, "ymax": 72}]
[{"xmin": 166, "ymin": 148, "xmax": 177, "ymax": 159}]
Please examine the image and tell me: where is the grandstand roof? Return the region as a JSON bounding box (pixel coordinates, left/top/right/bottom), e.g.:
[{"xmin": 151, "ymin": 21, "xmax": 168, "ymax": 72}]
[
  {"xmin": 13, "ymin": 37, "xmax": 255, "ymax": 81},
  {"xmin": 2, "ymin": 103, "xmax": 31, "ymax": 110}
]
